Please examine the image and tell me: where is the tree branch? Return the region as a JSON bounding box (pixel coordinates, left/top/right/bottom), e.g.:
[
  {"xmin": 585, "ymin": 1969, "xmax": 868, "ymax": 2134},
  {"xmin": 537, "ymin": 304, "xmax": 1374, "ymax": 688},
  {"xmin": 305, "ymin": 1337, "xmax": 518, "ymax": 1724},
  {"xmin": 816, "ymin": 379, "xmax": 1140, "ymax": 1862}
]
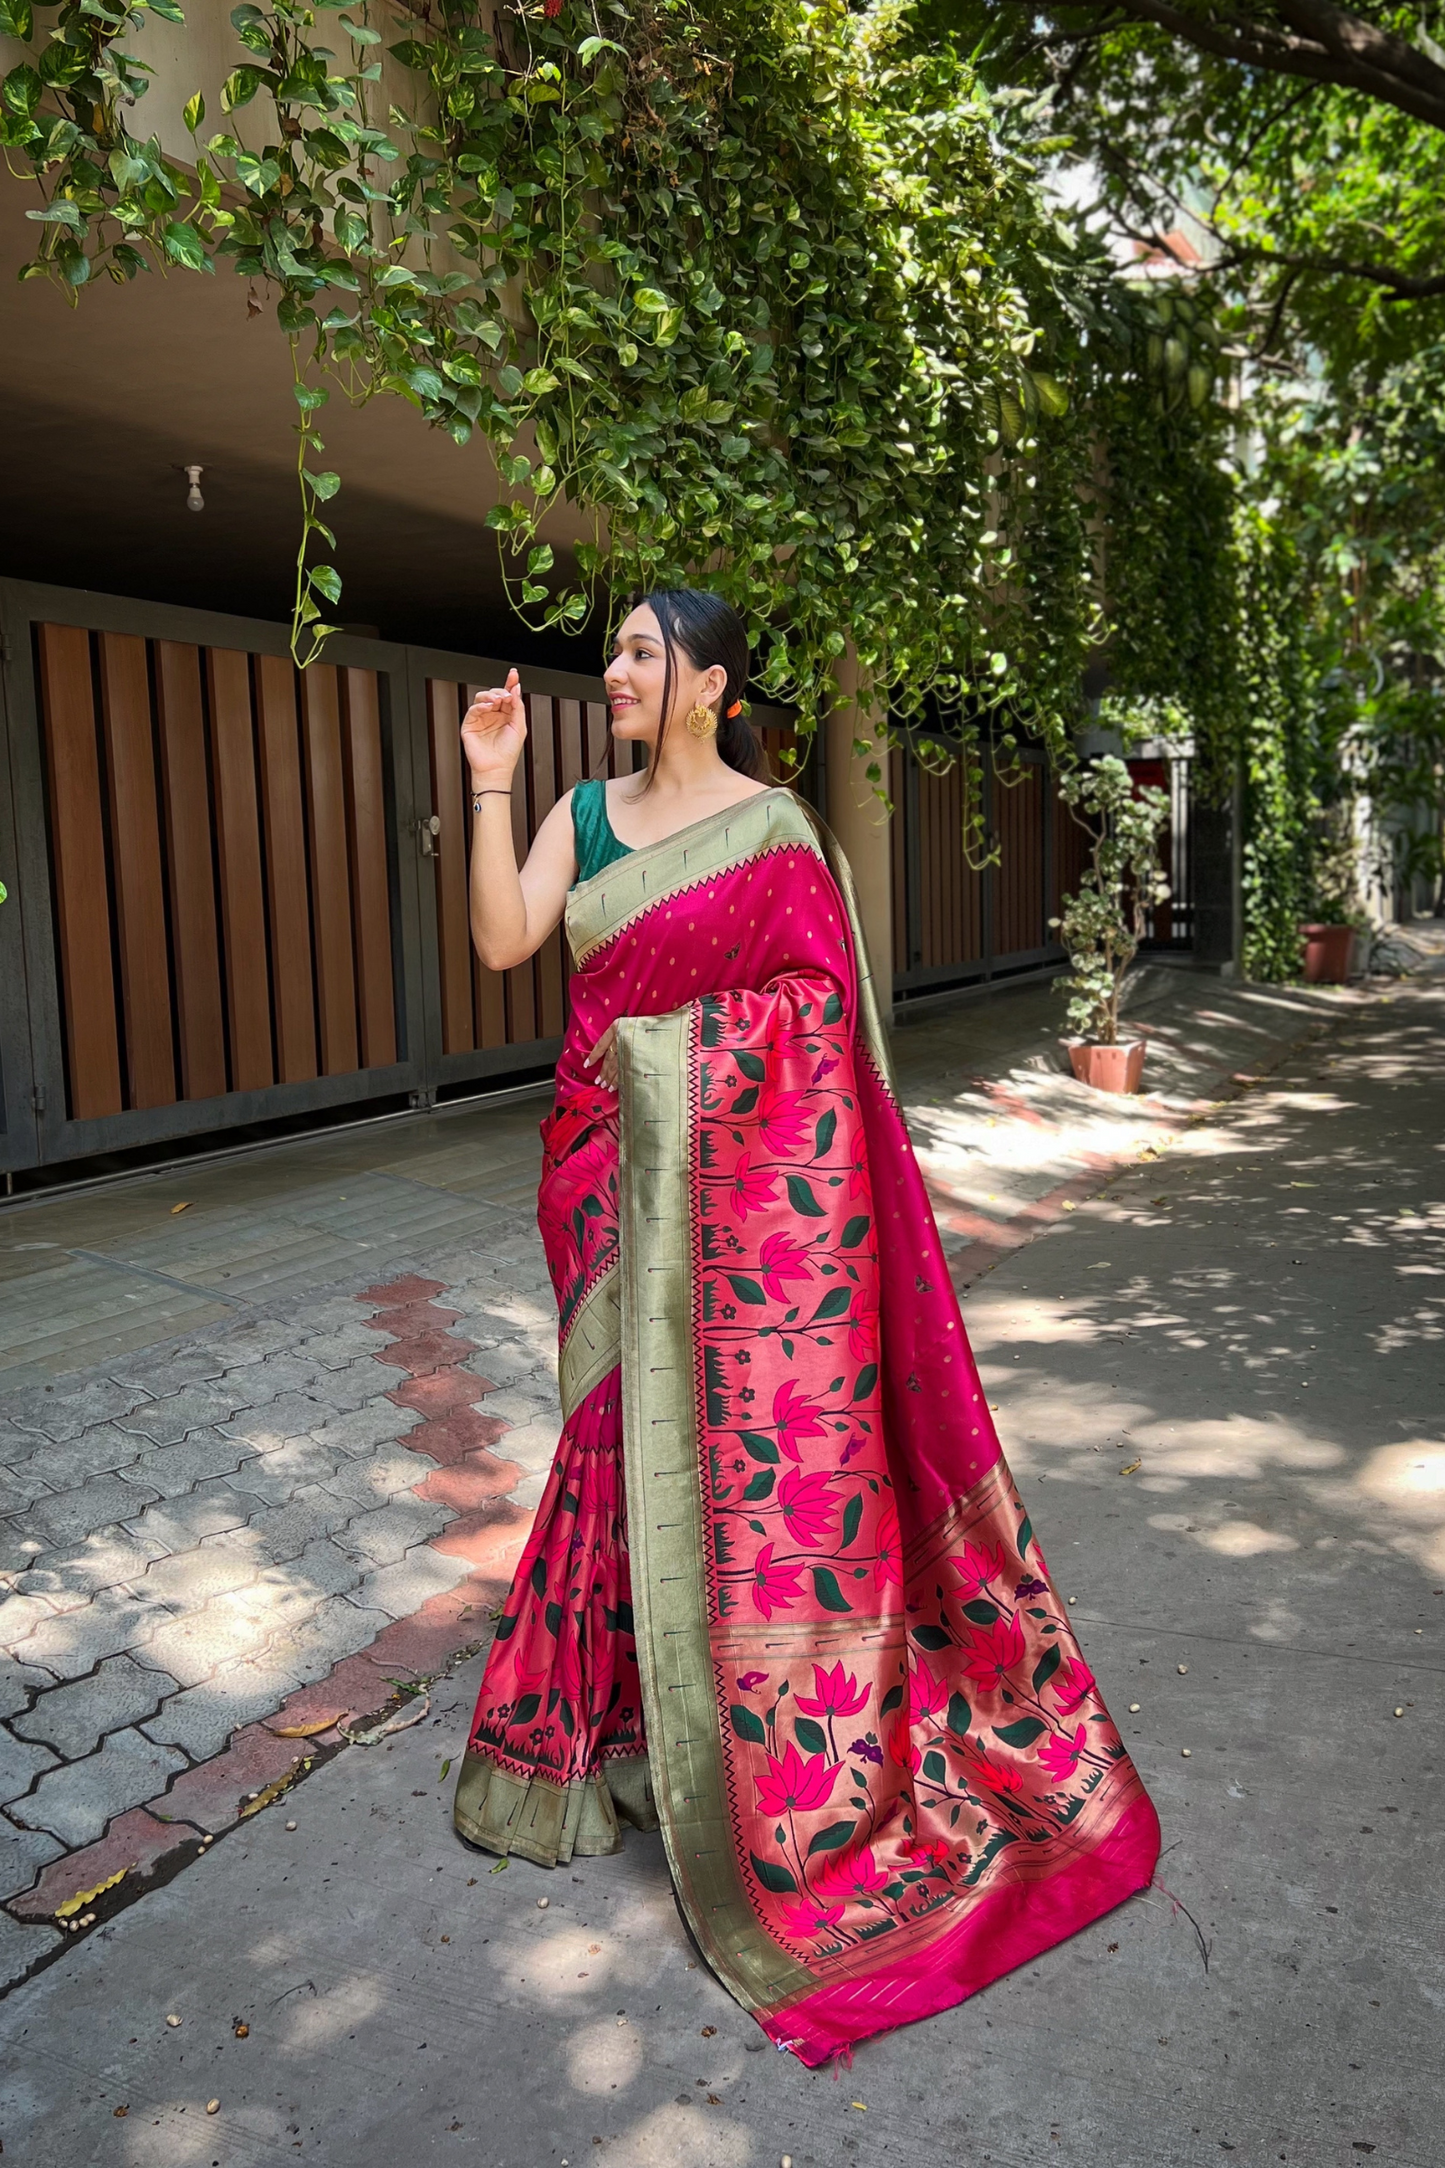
[
  {"xmin": 1022, "ymin": 0, "xmax": 1445, "ymax": 132},
  {"xmin": 1254, "ymin": 249, "xmax": 1445, "ymax": 297}
]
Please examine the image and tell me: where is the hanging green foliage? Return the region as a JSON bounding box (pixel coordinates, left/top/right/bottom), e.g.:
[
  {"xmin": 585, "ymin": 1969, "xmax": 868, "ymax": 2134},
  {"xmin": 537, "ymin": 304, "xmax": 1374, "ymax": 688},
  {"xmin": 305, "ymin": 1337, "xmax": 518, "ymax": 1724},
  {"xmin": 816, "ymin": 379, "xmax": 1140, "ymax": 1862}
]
[{"xmin": 2, "ymin": 0, "xmax": 1246, "ymax": 867}]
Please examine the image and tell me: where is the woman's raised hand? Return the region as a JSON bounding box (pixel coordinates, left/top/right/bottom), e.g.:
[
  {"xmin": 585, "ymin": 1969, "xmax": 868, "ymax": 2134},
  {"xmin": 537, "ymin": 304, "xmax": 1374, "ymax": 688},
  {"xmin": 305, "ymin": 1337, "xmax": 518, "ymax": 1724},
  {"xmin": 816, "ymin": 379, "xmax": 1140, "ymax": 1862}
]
[
  {"xmin": 584, "ymin": 1019, "xmax": 620, "ymax": 1091},
  {"xmin": 461, "ymin": 668, "xmax": 527, "ymax": 788}
]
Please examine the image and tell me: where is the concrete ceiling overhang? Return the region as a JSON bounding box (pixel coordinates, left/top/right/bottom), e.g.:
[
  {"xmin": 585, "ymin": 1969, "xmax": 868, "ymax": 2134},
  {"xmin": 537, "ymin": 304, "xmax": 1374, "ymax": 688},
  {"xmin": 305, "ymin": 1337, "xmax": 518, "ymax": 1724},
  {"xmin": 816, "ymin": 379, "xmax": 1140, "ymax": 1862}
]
[{"xmin": 0, "ymin": 201, "xmax": 604, "ymax": 662}]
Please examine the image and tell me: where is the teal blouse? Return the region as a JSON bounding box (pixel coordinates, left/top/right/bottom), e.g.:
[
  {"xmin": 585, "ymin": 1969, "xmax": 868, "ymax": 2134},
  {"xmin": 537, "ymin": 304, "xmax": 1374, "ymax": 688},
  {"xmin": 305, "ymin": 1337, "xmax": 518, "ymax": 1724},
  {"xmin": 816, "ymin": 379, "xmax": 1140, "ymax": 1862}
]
[{"xmin": 571, "ymin": 776, "xmax": 633, "ymax": 884}]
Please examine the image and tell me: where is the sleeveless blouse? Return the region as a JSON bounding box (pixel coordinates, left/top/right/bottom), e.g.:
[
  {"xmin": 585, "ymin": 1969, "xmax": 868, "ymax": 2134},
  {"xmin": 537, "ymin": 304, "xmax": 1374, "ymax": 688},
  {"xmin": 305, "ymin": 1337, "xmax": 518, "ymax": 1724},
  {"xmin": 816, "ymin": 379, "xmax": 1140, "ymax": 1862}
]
[{"xmin": 571, "ymin": 776, "xmax": 633, "ymax": 884}]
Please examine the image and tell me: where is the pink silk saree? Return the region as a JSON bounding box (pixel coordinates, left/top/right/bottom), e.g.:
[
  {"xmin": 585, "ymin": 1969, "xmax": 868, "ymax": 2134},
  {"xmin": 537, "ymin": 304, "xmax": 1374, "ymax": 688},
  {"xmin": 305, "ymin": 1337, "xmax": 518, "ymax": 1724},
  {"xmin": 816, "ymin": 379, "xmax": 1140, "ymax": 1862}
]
[{"xmin": 453, "ymin": 787, "xmax": 1159, "ymax": 2063}]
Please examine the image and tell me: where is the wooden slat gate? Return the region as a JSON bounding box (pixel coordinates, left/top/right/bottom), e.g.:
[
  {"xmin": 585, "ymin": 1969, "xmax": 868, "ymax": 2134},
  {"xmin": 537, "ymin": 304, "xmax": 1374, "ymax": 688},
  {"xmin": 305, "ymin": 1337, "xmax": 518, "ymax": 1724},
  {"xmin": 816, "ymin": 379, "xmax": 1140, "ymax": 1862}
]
[
  {"xmin": 1, "ymin": 576, "xmax": 1091, "ymax": 1180},
  {"xmin": 889, "ymin": 741, "xmax": 1088, "ymax": 997},
  {"xmin": 0, "ymin": 579, "xmax": 808, "ymax": 1181}
]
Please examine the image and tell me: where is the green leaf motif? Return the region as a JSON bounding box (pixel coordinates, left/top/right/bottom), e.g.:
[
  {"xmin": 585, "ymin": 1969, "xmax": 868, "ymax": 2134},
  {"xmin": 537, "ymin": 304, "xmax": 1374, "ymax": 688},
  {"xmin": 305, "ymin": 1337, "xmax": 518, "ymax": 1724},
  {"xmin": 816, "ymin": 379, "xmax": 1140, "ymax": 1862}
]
[
  {"xmin": 993, "ymin": 1717, "xmax": 1047, "ymax": 1750},
  {"xmin": 785, "ymin": 1174, "xmax": 826, "ymax": 1218},
  {"xmin": 1032, "ymin": 1644, "xmax": 1062, "ymax": 1695},
  {"xmin": 742, "ymin": 1469, "xmax": 774, "ymax": 1502},
  {"xmin": 921, "ymin": 1749, "xmax": 947, "ymax": 1785},
  {"xmin": 734, "ymin": 1050, "xmax": 766, "ymax": 1081},
  {"xmin": 840, "ymin": 1216, "xmax": 870, "ymax": 1249},
  {"xmin": 841, "ymin": 1492, "xmax": 863, "ymax": 1550},
  {"xmin": 807, "ymin": 1820, "xmax": 856, "ymax": 1856},
  {"xmin": 726, "ymin": 1274, "xmax": 768, "ymax": 1306},
  {"xmin": 809, "ymin": 1287, "xmax": 851, "ymax": 1323},
  {"xmin": 813, "ymin": 1107, "xmax": 837, "ymax": 1159},
  {"xmin": 961, "ymin": 1599, "xmax": 999, "ymax": 1627},
  {"xmin": 850, "ymin": 1363, "xmax": 878, "ymax": 1403},
  {"xmin": 880, "ymin": 1682, "xmax": 904, "ymax": 1717},
  {"xmin": 811, "ymin": 1566, "xmax": 852, "ymax": 1613},
  {"xmin": 740, "ymin": 1431, "xmax": 779, "ymax": 1463},
  {"xmin": 749, "ymin": 1851, "xmax": 798, "ymax": 1896},
  {"xmin": 730, "ymin": 1704, "xmax": 766, "ymax": 1745},
  {"xmin": 514, "ymin": 1692, "xmax": 541, "ymax": 1725},
  {"xmin": 946, "ymin": 1691, "xmax": 972, "ymax": 1737},
  {"xmin": 794, "ymin": 1715, "xmax": 828, "ymax": 1755}
]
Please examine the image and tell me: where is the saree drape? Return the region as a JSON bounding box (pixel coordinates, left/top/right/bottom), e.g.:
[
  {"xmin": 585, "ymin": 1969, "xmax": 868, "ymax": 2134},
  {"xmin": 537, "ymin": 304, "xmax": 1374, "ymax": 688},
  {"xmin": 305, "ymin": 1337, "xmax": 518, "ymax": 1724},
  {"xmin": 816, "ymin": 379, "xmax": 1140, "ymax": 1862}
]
[{"xmin": 454, "ymin": 787, "xmax": 1159, "ymax": 2063}]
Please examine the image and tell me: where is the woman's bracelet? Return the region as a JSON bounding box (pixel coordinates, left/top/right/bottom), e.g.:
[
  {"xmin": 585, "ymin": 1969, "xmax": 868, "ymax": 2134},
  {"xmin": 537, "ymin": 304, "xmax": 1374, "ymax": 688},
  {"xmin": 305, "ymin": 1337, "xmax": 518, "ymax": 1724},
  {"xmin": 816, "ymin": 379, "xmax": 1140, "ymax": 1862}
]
[{"xmin": 471, "ymin": 788, "xmax": 512, "ymax": 812}]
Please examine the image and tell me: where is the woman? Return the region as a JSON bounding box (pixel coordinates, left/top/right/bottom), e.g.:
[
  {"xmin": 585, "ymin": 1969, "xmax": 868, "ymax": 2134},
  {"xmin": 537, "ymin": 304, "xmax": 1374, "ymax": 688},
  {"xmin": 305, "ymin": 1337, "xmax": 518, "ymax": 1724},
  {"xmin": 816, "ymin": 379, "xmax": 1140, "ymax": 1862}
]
[{"xmin": 452, "ymin": 590, "xmax": 1159, "ymax": 2064}]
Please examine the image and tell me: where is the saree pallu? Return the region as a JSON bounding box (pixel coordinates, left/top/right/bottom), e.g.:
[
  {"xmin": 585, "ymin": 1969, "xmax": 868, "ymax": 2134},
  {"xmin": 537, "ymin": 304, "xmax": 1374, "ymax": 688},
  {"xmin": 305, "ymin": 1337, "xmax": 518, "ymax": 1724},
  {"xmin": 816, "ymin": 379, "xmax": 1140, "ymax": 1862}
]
[{"xmin": 454, "ymin": 788, "xmax": 1160, "ymax": 2063}]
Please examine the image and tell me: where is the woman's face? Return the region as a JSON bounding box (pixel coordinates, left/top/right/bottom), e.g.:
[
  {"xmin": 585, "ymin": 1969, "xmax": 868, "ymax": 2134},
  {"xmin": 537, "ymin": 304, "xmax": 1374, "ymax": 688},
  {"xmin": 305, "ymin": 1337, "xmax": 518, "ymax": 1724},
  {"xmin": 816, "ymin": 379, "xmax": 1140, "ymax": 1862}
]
[{"xmin": 603, "ymin": 605, "xmax": 722, "ymax": 748}]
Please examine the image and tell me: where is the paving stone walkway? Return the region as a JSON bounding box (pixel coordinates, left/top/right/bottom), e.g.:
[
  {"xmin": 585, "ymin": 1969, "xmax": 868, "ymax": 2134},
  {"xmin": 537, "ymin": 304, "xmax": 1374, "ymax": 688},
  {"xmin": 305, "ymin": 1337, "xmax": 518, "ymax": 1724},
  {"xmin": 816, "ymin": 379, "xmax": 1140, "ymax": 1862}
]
[{"xmin": 0, "ymin": 959, "xmax": 1365, "ymax": 1990}]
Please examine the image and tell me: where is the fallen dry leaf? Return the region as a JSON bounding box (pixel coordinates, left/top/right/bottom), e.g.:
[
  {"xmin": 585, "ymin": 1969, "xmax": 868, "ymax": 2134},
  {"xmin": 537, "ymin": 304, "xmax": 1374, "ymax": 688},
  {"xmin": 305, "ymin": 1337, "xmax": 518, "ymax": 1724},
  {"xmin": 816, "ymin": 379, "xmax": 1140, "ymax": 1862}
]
[
  {"xmin": 270, "ymin": 1713, "xmax": 343, "ymax": 1739},
  {"xmin": 439, "ymin": 1758, "xmax": 452, "ymax": 1781},
  {"xmin": 700, "ymin": 2025, "xmax": 716, "ymax": 2037},
  {"xmin": 55, "ymin": 1867, "xmax": 126, "ymax": 1920},
  {"xmin": 233, "ymin": 2023, "xmax": 249, "ymax": 2039},
  {"xmin": 1118, "ymin": 1458, "xmax": 1142, "ymax": 1476},
  {"xmin": 238, "ymin": 1759, "xmax": 310, "ymax": 1819},
  {"xmin": 340, "ymin": 1693, "xmax": 431, "ymax": 1747},
  {"xmin": 170, "ymin": 1201, "xmax": 192, "ymax": 1215},
  {"xmin": 113, "ymin": 2106, "xmax": 128, "ymax": 2118}
]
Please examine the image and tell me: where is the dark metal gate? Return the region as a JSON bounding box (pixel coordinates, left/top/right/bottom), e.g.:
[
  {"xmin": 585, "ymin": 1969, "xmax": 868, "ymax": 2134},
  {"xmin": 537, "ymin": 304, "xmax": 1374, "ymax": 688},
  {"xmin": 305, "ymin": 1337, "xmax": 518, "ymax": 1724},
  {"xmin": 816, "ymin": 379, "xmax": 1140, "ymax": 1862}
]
[{"xmin": 1130, "ymin": 751, "xmax": 1195, "ymax": 952}]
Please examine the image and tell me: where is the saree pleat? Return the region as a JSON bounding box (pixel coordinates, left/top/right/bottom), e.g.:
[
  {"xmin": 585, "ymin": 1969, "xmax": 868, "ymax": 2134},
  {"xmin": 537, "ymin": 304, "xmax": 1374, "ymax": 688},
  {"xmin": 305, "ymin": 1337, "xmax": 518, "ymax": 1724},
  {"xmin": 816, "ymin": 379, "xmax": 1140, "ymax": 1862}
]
[
  {"xmin": 455, "ymin": 1359, "xmax": 657, "ymax": 1866},
  {"xmin": 455, "ymin": 787, "xmax": 1159, "ymax": 2060}
]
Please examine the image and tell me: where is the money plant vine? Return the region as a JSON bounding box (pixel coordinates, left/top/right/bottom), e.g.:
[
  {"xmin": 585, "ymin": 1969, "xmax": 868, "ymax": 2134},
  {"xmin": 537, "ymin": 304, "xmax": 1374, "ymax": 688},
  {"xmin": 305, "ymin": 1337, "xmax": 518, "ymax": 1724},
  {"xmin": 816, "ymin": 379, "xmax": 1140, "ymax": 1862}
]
[{"xmin": 1, "ymin": 0, "xmax": 1240, "ymax": 848}]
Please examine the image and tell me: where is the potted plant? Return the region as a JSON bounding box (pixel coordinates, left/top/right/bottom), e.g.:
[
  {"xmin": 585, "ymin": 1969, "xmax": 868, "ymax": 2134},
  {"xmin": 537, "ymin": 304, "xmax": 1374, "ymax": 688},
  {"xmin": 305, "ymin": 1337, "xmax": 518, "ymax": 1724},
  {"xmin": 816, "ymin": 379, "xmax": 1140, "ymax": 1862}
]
[
  {"xmin": 1051, "ymin": 754, "xmax": 1170, "ymax": 1093},
  {"xmin": 1299, "ymin": 808, "xmax": 1366, "ymax": 982}
]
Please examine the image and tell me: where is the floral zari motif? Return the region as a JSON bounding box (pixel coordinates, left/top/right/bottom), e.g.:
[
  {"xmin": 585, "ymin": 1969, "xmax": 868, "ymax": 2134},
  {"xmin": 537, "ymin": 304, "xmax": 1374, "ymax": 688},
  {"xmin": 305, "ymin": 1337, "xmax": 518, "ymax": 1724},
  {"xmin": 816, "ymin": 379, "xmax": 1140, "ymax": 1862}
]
[{"xmin": 688, "ymin": 977, "xmax": 1142, "ymax": 1980}]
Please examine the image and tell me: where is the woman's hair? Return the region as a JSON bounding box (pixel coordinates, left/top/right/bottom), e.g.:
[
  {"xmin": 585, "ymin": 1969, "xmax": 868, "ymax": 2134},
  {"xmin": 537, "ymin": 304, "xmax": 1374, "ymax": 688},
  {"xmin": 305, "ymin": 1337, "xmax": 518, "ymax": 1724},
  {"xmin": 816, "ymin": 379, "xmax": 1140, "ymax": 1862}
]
[{"xmin": 640, "ymin": 588, "xmax": 768, "ymax": 782}]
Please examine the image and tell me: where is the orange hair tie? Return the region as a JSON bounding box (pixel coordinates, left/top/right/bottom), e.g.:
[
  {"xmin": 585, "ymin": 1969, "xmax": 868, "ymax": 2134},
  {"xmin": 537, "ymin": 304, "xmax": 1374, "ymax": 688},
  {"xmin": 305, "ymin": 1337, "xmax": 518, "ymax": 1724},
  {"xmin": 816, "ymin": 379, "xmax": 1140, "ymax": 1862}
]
[{"xmin": 726, "ymin": 700, "xmax": 743, "ymax": 719}]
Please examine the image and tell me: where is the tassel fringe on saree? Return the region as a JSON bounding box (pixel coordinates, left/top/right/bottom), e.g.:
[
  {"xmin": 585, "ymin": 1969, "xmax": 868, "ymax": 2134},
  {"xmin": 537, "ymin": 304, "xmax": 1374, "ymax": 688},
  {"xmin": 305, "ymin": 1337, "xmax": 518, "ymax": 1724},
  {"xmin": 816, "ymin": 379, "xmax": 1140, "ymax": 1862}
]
[{"xmin": 454, "ymin": 787, "xmax": 1160, "ymax": 2063}]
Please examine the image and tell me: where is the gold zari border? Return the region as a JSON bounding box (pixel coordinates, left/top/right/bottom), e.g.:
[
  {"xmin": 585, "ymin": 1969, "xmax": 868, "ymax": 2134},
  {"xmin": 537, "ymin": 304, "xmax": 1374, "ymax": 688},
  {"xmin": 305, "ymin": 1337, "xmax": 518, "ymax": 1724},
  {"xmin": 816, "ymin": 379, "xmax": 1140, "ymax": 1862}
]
[
  {"xmin": 616, "ymin": 1003, "xmax": 816, "ymax": 2014},
  {"xmin": 558, "ymin": 1263, "xmax": 622, "ymax": 1421}
]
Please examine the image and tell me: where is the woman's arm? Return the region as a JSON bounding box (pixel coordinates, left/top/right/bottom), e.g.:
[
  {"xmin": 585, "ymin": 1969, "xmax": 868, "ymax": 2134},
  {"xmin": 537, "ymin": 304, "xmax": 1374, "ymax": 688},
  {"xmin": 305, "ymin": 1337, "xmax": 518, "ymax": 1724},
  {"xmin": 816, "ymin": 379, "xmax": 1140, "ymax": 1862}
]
[{"xmin": 461, "ymin": 670, "xmax": 578, "ymax": 971}]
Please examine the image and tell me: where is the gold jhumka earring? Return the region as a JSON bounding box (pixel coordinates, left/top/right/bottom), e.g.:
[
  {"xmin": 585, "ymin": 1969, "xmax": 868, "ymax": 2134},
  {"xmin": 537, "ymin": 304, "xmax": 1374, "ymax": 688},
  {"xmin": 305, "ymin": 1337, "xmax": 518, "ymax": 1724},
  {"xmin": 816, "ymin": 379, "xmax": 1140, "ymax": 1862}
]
[{"xmin": 686, "ymin": 700, "xmax": 717, "ymax": 738}]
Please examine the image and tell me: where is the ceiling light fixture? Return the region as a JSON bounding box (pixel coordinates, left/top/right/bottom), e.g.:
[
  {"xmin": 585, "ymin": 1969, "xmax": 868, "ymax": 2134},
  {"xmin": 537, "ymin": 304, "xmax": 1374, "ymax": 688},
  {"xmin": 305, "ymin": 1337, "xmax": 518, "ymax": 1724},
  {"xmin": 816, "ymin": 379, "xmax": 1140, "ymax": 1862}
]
[{"xmin": 183, "ymin": 463, "xmax": 205, "ymax": 512}]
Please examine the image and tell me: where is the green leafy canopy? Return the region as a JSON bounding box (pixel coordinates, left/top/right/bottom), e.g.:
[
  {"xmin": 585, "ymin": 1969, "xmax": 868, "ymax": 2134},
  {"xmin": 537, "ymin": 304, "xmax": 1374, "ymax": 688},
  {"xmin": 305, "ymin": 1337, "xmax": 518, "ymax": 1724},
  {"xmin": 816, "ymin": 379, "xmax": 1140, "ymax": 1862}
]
[{"xmin": 2, "ymin": 0, "xmax": 1228, "ymax": 788}]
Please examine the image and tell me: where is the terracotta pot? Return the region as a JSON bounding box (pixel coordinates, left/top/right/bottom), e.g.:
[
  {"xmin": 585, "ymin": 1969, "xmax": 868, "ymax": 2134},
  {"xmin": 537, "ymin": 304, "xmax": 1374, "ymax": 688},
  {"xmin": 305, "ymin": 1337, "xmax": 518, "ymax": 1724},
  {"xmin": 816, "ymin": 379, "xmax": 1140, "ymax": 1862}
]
[
  {"xmin": 1065, "ymin": 1039, "xmax": 1148, "ymax": 1094},
  {"xmin": 1299, "ymin": 922, "xmax": 1354, "ymax": 984}
]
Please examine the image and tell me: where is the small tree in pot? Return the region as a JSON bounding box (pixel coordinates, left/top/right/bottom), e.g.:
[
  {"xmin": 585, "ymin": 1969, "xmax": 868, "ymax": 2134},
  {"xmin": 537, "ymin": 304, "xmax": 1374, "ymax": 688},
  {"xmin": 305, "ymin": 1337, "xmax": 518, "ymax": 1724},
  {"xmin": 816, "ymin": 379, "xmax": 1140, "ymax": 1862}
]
[{"xmin": 1052, "ymin": 754, "xmax": 1171, "ymax": 1092}]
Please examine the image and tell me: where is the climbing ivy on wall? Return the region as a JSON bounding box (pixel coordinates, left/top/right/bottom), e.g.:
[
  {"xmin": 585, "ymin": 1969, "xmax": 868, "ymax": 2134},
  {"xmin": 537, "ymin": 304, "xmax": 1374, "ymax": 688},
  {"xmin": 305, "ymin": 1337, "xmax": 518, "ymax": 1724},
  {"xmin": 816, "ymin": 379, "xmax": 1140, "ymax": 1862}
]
[
  {"xmin": 1234, "ymin": 509, "xmax": 1318, "ymax": 981},
  {"xmin": 1, "ymin": 0, "xmax": 1243, "ymax": 840}
]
